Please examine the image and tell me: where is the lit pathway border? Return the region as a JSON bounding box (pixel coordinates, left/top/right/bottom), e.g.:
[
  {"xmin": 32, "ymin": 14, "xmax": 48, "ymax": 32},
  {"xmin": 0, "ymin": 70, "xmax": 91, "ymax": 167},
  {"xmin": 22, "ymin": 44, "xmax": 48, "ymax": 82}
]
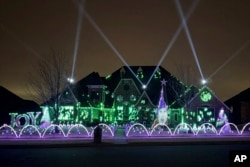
[{"xmin": 0, "ymin": 122, "xmax": 249, "ymax": 139}]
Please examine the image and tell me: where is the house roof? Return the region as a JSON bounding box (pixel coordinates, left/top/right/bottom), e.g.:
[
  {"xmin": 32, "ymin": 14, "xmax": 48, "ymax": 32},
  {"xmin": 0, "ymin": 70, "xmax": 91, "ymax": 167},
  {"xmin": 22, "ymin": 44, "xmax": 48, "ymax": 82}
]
[
  {"xmin": 187, "ymin": 85, "xmax": 231, "ymax": 111},
  {"xmin": 104, "ymin": 66, "xmax": 187, "ymax": 105},
  {"xmin": 72, "ymin": 72, "xmax": 104, "ymax": 106},
  {"xmin": 0, "ymin": 86, "xmax": 40, "ymax": 113},
  {"xmin": 72, "ymin": 66, "xmax": 189, "ymax": 107},
  {"xmin": 224, "ymin": 87, "xmax": 250, "ymax": 104},
  {"xmin": 77, "ymin": 72, "xmax": 104, "ymax": 86},
  {"xmin": 170, "ymin": 85, "xmax": 199, "ymax": 108},
  {"xmin": 0, "ymin": 86, "xmax": 40, "ymax": 125}
]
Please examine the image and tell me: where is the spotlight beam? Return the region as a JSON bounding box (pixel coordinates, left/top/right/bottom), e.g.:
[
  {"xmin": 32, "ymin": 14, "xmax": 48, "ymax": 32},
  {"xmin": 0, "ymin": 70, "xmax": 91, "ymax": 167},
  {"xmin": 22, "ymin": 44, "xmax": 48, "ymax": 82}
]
[
  {"xmin": 208, "ymin": 40, "xmax": 249, "ymax": 80},
  {"xmin": 66, "ymin": 84, "xmax": 78, "ymax": 103},
  {"xmin": 146, "ymin": 0, "xmax": 200, "ymax": 87},
  {"xmin": 0, "ymin": 24, "xmax": 41, "ymax": 60},
  {"xmin": 63, "ymin": 75, "xmax": 78, "ymax": 102},
  {"xmin": 78, "ymin": 6, "xmax": 144, "ymax": 86},
  {"xmin": 71, "ymin": 0, "xmax": 85, "ymax": 80},
  {"xmin": 174, "ymin": 0, "xmax": 205, "ymax": 80}
]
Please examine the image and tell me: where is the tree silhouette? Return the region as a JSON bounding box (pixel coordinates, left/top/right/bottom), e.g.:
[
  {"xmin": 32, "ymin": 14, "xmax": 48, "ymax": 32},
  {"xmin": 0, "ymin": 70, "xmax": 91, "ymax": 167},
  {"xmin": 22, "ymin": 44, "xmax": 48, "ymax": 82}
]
[{"xmin": 28, "ymin": 48, "xmax": 69, "ymax": 132}]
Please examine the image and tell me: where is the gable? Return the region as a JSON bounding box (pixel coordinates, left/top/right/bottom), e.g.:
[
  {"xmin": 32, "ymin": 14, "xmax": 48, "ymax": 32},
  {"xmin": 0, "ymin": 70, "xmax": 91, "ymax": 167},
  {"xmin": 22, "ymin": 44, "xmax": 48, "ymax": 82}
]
[
  {"xmin": 105, "ymin": 66, "xmax": 185, "ymax": 105},
  {"xmin": 113, "ymin": 79, "xmax": 141, "ymax": 96},
  {"xmin": 187, "ymin": 86, "xmax": 230, "ymax": 112},
  {"xmin": 135, "ymin": 91, "xmax": 155, "ymax": 107},
  {"xmin": 113, "ymin": 79, "xmax": 142, "ymax": 105}
]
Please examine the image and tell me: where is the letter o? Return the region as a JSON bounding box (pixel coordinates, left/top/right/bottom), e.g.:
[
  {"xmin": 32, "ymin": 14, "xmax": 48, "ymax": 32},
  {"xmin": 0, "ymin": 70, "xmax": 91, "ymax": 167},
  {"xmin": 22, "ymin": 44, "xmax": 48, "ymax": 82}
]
[{"xmin": 15, "ymin": 114, "xmax": 30, "ymax": 127}]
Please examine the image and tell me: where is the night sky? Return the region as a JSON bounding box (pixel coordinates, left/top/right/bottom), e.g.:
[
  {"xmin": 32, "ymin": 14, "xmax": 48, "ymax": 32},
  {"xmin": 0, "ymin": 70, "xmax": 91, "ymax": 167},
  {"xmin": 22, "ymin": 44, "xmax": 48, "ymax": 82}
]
[{"xmin": 0, "ymin": 0, "xmax": 249, "ymax": 103}]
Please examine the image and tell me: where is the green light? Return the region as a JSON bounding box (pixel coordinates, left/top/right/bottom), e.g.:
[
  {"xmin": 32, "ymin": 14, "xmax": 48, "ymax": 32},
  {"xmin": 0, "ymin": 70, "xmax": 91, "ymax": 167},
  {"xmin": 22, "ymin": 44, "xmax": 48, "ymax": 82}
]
[
  {"xmin": 197, "ymin": 107, "xmax": 215, "ymax": 124},
  {"xmin": 154, "ymin": 69, "xmax": 161, "ymax": 79},
  {"xmin": 117, "ymin": 95, "xmax": 123, "ymax": 102},
  {"xmin": 105, "ymin": 74, "xmax": 111, "ymax": 80},
  {"xmin": 130, "ymin": 95, "xmax": 136, "ymax": 102},
  {"xmin": 200, "ymin": 91, "xmax": 212, "ymax": 102},
  {"xmin": 26, "ymin": 75, "xmax": 222, "ymax": 127},
  {"xmin": 181, "ymin": 108, "xmax": 184, "ymax": 123},
  {"xmin": 137, "ymin": 71, "xmax": 144, "ymax": 79},
  {"xmin": 41, "ymin": 107, "xmax": 51, "ymax": 123},
  {"xmin": 117, "ymin": 106, "xmax": 123, "ymax": 110},
  {"xmin": 197, "ymin": 115, "xmax": 202, "ymax": 122},
  {"xmin": 141, "ymin": 99, "xmax": 145, "ymax": 104},
  {"xmin": 207, "ymin": 111, "xmax": 212, "ymax": 116}
]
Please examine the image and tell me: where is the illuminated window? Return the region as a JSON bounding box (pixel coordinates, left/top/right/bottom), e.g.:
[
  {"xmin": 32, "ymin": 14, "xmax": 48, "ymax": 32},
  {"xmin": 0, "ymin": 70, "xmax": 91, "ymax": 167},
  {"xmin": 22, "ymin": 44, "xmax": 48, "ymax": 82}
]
[
  {"xmin": 137, "ymin": 67, "xmax": 144, "ymax": 79},
  {"xmin": 130, "ymin": 95, "xmax": 136, "ymax": 102},
  {"xmin": 141, "ymin": 99, "xmax": 146, "ymax": 104},
  {"xmin": 137, "ymin": 71, "xmax": 144, "ymax": 79},
  {"xmin": 154, "ymin": 69, "xmax": 161, "ymax": 79},
  {"xmin": 196, "ymin": 107, "xmax": 214, "ymax": 123},
  {"xmin": 117, "ymin": 95, "xmax": 123, "ymax": 102}
]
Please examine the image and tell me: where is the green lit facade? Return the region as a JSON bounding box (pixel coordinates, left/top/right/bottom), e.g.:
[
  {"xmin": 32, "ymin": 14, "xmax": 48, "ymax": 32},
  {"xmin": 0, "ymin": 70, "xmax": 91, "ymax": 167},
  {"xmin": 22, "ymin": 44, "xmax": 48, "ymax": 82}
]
[{"xmin": 43, "ymin": 66, "xmax": 230, "ymax": 127}]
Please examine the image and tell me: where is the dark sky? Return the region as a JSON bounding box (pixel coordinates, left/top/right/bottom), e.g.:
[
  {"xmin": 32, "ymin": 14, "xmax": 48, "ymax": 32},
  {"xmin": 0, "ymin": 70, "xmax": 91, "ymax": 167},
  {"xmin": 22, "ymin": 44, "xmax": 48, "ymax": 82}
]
[{"xmin": 0, "ymin": 0, "xmax": 250, "ymax": 102}]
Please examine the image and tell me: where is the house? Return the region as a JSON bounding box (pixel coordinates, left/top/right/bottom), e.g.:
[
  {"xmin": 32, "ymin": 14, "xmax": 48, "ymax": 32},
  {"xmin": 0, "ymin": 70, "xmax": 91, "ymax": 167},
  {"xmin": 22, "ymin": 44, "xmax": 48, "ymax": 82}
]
[
  {"xmin": 55, "ymin": 66, "xmax": 187, "ymax": 125},
  {"xmin": 224, "ymin": 88, "xmax": 250, "ymax": 125},
  {"xmin": 48, "ymin": 66, "xmax": 230, "ymax": 128},
  {"xmin": 0, "ymin": 86, "xmax": 40, "ymax": 125}
]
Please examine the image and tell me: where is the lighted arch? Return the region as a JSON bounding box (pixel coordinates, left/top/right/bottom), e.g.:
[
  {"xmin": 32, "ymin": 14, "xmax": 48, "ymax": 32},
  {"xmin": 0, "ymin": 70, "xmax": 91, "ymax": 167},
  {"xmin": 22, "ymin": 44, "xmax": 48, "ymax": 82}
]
[
  {"xmin": 66, "ymin": 124, "xmax": 90, "ymax": 137},
  {"xmin": 0, "ymin": 124, "xmax": 18, "ymax": 138},
  {"xmin": 196, "ymin": 123, "xmax": 218, "ymax": 135},
  {"xmin": 173, "ymin": 123, "xmax": 195, "ymax": 136},
  {"xmin": 42, "ymin": 124, "xmax": 66, "ymax": 138},
  {"xmin": 19, "ymin": 125, "xmax": 42, "ymax": 138},
  {"xmin": 218, "ymin": 123, "xmax": 240, "ymax": 135},
  {"xmin": 90, "ymin": 123, "xmax": 114, "ymax": 137},
  {"xmin": 126, "ymin": 123, "xmax": 149, "ymax": 137},
  {"xmin": 240, "ymin": 122, "xmax": 250, "ymax": 135},
  {"xmin": 150, "ymin": 123, "xmax": 172, "ymax": 136}
]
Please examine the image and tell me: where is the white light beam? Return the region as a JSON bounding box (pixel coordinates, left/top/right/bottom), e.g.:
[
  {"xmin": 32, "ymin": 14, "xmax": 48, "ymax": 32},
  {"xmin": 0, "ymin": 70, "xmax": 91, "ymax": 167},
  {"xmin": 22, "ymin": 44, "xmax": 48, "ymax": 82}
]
[
  {"xmin": 174, "ymin": 0, "xmax": 205, "ymax": 80},
  {"xmin": 146, "ymin": 0, "xmax": 200, "ymax": 87}
]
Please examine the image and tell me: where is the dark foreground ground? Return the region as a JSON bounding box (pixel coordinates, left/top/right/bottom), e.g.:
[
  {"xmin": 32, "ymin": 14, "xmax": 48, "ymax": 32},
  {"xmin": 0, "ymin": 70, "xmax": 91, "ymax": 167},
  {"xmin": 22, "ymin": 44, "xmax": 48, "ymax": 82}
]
[{"xmin": 0, "ymin": 142, "xmax": 250, "ymax": 167}]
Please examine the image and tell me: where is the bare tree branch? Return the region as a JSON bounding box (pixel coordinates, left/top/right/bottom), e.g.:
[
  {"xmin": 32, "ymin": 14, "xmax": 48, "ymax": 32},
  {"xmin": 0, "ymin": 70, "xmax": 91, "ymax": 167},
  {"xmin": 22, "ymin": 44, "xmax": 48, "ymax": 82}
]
[
  {"xmin": 27, "ymin": 48, "xmax": 69, "ymax": 127},
  {"xmin": 168, "ymin": 63, "xmax": 198, "ymax": 108}
]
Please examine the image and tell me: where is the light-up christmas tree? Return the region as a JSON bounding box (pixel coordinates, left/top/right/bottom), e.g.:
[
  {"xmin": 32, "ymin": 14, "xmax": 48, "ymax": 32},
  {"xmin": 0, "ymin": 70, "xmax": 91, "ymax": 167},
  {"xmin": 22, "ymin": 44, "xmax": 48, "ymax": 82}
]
[
  {"xmin": 39, "ymin": 106, "xmax": 51, "ymax": 128},
  {"xmin": 152, "ymin": 79, "xmax": 168, "ymax": 127}
]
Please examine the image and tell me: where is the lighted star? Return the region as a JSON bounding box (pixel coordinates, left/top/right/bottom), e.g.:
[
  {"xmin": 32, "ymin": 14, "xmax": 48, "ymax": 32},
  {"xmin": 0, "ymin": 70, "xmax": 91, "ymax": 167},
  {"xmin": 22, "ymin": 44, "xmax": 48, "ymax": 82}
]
[{"xmin": 161, "ymin": 79, "xmax": 167, "ymax": 86}]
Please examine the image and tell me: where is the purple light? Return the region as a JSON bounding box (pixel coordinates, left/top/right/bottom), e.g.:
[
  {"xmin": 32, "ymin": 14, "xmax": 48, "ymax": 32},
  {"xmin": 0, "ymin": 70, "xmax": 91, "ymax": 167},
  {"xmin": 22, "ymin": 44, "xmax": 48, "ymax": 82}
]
[{"xmin": 0, "ymin": 123, "xmax": 249, "ymax": 140}]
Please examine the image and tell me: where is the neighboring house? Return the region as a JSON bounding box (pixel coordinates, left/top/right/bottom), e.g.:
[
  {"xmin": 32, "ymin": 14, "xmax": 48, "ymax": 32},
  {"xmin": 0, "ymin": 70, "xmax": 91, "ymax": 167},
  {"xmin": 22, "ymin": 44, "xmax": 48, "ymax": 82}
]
[
  {"xmin": 224, "ymin": 88, "xmax": 250, "ymax": 125},
  {"xmin": 0, "ymin": 86, "xmax": 40, "ymax": 125}
]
